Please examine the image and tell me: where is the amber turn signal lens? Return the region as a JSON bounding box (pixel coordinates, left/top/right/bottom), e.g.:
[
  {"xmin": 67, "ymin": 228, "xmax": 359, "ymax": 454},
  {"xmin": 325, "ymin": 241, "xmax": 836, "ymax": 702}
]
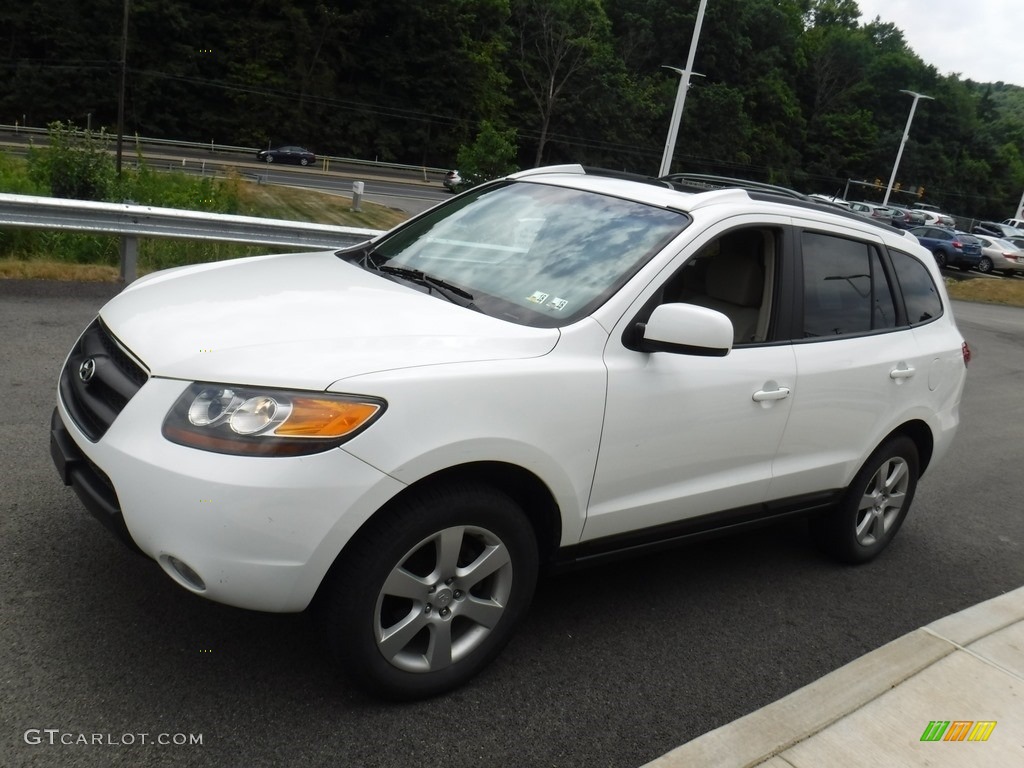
[{"xmin": 274, "ymin": 398, "xmax": 381, "ymax": 438}]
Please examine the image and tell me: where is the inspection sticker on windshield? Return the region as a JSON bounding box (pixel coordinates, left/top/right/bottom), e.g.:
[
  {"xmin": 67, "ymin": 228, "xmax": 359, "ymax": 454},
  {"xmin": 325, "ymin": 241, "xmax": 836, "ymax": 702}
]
[
  {"xmin": 546, "ymin": 297, "xmax": 569, "ymax": 311},
  {"xmin": 526, "ymin": 291, "xmax": 549, "ymax": 304}
]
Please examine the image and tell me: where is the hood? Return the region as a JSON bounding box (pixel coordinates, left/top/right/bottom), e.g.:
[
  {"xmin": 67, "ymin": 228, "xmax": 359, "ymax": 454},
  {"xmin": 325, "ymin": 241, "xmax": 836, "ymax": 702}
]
[{"xmin": 102, "ymin": 251, "xmax": 559, "ymax": 389}]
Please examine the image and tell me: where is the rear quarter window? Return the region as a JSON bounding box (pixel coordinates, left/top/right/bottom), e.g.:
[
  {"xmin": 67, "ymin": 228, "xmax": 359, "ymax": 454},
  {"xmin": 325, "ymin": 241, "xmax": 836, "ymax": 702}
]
[{"xmin": 889, "ymin": 250, "xmax": 943, "ymax": 325}]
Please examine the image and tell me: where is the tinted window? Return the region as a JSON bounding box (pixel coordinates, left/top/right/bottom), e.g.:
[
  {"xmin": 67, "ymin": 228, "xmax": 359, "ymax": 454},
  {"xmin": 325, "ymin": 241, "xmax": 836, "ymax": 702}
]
[
  {"xmin": 801, "ymin": 232, "xmax": 896, "ymax": 337},
  {"xmin": 890, "ymin": 250, "xmax": 943, "ymax": 325}
]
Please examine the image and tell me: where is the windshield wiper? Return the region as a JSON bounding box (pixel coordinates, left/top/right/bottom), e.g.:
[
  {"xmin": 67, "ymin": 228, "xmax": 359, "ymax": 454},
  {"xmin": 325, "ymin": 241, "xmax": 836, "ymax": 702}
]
[{"xmin": 376, "ymin": 265, "xmax": 478, "ymax": 308}]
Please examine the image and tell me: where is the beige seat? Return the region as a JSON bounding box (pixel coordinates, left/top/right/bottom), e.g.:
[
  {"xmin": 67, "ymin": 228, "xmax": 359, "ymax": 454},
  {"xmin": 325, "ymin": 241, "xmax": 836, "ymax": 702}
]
[{"xmin": 686, "ymin": 231, "xmax": 765, "ymax": 344}]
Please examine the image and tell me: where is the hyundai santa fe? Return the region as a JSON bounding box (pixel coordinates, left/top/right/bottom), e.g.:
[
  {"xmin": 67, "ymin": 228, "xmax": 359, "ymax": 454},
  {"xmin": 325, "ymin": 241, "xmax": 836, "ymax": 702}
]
[{"xmin": 50, "ymin": 165, "xmax": 969, "ymax": 700}]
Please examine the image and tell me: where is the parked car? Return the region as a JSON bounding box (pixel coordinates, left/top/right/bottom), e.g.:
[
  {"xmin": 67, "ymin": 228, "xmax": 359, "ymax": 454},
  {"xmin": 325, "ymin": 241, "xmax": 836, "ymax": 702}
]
[
  {"xmin": 916, "ymin": 210, "xmax": 957, "ymax": 228},
  {"xmin": 847, "ymin": 201, "xmax": 902, "ymax": 224},
  {"xmin": 51, "ymin": 165, "xmax": 969, "ymax": 700},
  {"xmin": 1003, "ymin": 218, "xmax": 1024, "ymax": 230},
  {"xmin": 909, "ymin": 226, "xmax": 983, "ymax": 270},
  {"xmin": 256, "ymin": 146, "xmax": 316, "ymax": 166},
  {"xmin": 974, "ymin": 235, "xmax": 1024, "ymax": 275},
  {"xmin": 972, "ymin": 221, "xmax": 1023, "ymax": 238},
  {"xmin": 888, "ymin": 206, "xmax": 927, "ymax": 230}
]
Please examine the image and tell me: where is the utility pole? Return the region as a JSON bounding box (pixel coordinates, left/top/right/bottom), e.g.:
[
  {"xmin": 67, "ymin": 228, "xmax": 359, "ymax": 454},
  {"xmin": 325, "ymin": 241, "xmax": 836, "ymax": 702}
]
[{"xmin": 116, "ymin": 0, "xmax": 130, "ymax": 177}]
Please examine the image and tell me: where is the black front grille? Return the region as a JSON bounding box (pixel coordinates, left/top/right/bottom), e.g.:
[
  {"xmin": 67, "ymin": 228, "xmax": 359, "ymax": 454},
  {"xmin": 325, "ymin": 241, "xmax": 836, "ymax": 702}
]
[{"xmin": 59, "ymin": 319, "xmax": 149, "ymax": 441}]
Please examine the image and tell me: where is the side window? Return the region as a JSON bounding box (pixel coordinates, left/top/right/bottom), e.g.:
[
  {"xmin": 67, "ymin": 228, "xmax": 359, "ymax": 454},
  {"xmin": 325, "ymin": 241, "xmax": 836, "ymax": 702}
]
[
  {"xmin": 661, "ymin": 228, "xmax": 776, "ymax": 345},
  {"xmin": 890, "ymin": 250, "xmax": 943, "ymax": 325},
  {"xmin": 801, "ymin": 232, "xmax": 896, "ymax": 337}
]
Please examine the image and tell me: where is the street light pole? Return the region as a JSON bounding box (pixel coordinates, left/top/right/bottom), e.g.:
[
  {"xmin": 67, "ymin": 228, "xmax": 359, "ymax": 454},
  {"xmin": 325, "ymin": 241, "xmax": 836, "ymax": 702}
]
[
  {"xmin": 882, "ymin": 89, "xmax": 933, "ymax": 206},
  {"xmin": 658, "ymin": 0, "xmax": 709, "ymax": 177}
]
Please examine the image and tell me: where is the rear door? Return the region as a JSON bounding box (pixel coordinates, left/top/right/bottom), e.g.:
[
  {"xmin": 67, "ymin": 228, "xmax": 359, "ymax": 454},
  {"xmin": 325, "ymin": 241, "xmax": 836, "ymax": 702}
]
[{"xmin": 766, "ymin": 222, "xmax": 929, "ymax": 500}]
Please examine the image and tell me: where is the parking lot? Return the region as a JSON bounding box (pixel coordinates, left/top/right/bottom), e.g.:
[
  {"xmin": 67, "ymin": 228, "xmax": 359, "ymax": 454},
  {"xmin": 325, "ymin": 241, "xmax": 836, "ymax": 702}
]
[{"xmin": 2, "ymin": 279, "xmax": 1023, "ymax": 768}]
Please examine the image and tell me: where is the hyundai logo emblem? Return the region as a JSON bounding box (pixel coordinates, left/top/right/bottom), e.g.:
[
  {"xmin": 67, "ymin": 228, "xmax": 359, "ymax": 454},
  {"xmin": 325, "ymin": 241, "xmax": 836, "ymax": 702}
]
[{"xmin": 78, "ymin": 358, "xmax": 97, "ymax": 383}]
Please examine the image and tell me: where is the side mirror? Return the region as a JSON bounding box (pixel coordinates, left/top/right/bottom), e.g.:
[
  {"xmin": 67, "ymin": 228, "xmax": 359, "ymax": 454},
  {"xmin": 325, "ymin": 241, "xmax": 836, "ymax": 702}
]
[{"xmin": 638, "ymin": 303, "xmax": 733, "ymax": 356}]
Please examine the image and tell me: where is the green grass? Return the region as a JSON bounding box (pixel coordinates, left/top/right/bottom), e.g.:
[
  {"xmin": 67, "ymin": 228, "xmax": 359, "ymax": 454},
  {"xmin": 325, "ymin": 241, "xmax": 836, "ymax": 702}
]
[
  {"xmin": 0, "ymin": 150, "xmax": 410, "ymax": 279},
  {"xmin": 945, "ymin": 275, "xmax": 1024, "ymax": 307}
]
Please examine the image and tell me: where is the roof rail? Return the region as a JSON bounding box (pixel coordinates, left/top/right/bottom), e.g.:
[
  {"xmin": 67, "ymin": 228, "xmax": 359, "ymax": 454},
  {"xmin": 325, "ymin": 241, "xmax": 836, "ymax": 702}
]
[
  {"xmin": 508, "ymin": 165, "xmax": 675, "ymax": 189},
  {"xmin": 659, "ymin": 173, "xmax": 808, "ymax": 200}
]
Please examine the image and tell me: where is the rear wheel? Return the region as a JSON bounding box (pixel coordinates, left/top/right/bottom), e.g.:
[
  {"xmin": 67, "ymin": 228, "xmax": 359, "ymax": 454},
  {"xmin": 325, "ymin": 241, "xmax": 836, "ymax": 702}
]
[
  {"xmin": 318, "ymin": 483, "xmax": 539, "ymax": 700},
  {"xmin": 932, "ymin": 250, "xmax": 947, "ymax": 269},
  {"xmin": 811, "ymin": 436, "xmax": 919, "ymax": 564},
  {"xmin": 264, "ymin": 155, "xmax": 274, "ymax": 163}
]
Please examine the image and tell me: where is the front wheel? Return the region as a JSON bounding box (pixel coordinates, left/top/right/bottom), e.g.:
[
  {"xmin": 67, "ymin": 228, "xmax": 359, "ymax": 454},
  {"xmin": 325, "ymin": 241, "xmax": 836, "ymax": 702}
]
[
  {"xmin": 811, "ymin": 436, "xmax": 919, "ymax": 564},
  {"xmin": 977, "ymin": 257, "xmax": 993, "ymax": 273},
  {"xmin": 300, "ymin": 158, "xmax": 309, "ymax": 166},
  {"xmin": 318, "ymin": 483, "xmax": 539, "ymax": 700}
]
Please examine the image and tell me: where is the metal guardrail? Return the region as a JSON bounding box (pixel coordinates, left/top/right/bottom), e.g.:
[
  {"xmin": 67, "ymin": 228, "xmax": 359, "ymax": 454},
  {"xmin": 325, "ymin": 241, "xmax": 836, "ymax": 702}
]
[
  {"xmin": 0, "ymin": 123, "xmax": 451, "ymax": 180},
  {"xmin": 0, "ymin": 192, "xmax": 384, "ymax": 283}
]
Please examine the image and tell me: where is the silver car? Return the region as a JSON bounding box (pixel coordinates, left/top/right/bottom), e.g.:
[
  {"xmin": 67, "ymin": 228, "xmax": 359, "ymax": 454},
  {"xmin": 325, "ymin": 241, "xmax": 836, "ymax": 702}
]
[{"xmin": 974, "ymin": 235, "xmax": 1024, "ymax": 275}]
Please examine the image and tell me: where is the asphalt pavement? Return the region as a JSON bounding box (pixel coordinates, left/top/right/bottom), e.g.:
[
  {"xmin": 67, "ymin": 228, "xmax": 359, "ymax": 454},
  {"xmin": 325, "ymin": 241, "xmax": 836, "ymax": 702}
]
[{"xmin": 2, "ymin": 280, "xmax": 1023, "ymax": 768}]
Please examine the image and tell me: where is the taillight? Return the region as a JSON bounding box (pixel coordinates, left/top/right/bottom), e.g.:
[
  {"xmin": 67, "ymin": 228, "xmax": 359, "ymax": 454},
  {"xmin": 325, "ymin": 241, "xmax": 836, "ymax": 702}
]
[
  {"xmin": 962, "ymin": 341, "xmax": 971, "ymax": 367},
  {"xmin": 951, "ymin": 240, "xmax": 962, "ymax": 249}
]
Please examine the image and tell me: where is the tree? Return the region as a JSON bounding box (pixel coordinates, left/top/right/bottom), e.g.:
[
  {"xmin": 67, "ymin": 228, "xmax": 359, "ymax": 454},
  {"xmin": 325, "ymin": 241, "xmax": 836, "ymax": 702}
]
[
  {"xmin": 509, "ymin": 0, "xmax": 612, "ymax": 166},
  {"xmin": 455, "ymin": 121, "xmax": 520, "ymax": 183}
]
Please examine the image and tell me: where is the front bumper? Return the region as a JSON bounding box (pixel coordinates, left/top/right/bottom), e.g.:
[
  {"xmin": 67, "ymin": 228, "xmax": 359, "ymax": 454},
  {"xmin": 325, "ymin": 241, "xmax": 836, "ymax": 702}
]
[
  {"xmin": 50, "ymin": 408, "xmax": 142, "ymax": 554},
  {"xmin": 51, "ymin": 378, "xmax": 405, "ymax": 612}
]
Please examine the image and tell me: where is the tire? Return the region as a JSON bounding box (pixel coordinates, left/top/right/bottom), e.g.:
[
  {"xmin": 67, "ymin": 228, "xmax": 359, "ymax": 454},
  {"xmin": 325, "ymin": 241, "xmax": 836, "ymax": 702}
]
[
  {"xmin": 318, "ymin": 483, "xmax": 539, "ymax": 700},
  {"xmin": 300, "ymin": 158, "xmax": 309, "ymax": 166},
  {"xmin": 810, "ymin": 436, "xmax": 919, "ymax": 564},
  {"xmin": 977, "ymin": 257, "xmax": 993, "ymax": 274},
  {"xmin": 264, "ymin": 155, "xmax": 274, "ymax": 163},
  {"xmin": 932, "ymin": 250, "xmax": 947, "ymax": 269}
]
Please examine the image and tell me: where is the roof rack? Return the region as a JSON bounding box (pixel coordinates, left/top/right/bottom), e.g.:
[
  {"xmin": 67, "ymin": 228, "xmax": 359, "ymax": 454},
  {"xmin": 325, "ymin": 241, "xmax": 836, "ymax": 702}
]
[
  {"xmin": 659, "ymin": 173, "xmax": 808, "ymax": 200},
  {"xmin": 579, "ymin": 166, "xmax": 675, "ymax": 189}
]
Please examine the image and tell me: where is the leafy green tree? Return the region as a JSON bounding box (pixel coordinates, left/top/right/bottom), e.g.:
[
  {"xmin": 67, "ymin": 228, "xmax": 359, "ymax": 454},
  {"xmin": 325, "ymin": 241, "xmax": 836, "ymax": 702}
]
[{"xmin": 455, "ymin": 121, "xmax": 520, "ymax": 183}]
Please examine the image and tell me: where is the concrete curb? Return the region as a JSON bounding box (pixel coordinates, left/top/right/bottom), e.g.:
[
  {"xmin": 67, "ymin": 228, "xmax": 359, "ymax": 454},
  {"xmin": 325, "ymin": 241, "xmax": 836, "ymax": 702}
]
[{"xmin": 642, "ymin": 585, "xmax": 1024, "ymax": 768}]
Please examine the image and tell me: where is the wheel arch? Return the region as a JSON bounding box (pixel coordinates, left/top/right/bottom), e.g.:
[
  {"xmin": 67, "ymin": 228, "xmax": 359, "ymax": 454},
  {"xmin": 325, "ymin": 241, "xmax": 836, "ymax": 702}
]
[
  {"xmin": 405, "ymin": 462, "xmax": 563, "ymax": 561},
  {"xmin": 885, "ymin": 419, "xmax": 934, "ymax": 475},
  {"xmin": 314, "ymin": 461, "xmax": 562, "ymax": 603}
]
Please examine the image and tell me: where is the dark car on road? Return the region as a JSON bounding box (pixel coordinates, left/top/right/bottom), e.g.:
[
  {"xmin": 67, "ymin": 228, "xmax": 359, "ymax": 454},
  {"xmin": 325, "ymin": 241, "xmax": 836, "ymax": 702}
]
[
  {"xmin": 910, "ymin": 226, "xmax": 983, "ymax": 271},
  {"xmin": 256, "ymin": 146, "xmax": 316, "ymax": 166}
]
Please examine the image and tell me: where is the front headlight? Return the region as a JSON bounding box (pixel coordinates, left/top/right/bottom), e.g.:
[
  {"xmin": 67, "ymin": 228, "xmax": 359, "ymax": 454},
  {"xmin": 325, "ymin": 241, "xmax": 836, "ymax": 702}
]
[{"xmin": 162, "ymin": 383, "xmax": 386, "ymax": 456}]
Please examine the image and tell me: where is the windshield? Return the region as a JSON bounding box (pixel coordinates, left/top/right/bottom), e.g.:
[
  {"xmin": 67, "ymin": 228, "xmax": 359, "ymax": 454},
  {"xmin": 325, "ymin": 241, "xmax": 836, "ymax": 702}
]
[{"xmin": 361, "ymin": 180, "xmax": 689, "ymax": 327}]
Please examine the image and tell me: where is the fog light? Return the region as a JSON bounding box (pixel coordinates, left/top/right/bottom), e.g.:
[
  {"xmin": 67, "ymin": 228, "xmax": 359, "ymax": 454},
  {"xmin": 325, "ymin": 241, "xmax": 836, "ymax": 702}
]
[{"xmin": 163, "ymin": 555, "xmax": 207, "ymax": 591}]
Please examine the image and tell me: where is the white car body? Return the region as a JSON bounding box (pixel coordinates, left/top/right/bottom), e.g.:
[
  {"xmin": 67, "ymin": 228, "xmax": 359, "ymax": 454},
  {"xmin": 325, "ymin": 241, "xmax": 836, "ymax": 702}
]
[{"xmin": 51, "ymin": 166, "xmax": 969, "ymax": 697}]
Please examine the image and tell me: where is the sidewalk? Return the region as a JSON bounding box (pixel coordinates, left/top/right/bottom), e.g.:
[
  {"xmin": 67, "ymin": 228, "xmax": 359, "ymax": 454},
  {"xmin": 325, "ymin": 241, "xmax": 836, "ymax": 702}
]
[{"xmin": 644, "ymin": 585, "xmax": 1024, "ymax": 768}]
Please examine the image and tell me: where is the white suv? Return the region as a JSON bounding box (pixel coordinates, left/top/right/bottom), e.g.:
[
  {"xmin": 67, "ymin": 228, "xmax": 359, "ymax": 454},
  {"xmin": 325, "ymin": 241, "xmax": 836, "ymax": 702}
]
[{"xmin": 51, "ymin": 165, "xmax": 969, "ymax": 699}]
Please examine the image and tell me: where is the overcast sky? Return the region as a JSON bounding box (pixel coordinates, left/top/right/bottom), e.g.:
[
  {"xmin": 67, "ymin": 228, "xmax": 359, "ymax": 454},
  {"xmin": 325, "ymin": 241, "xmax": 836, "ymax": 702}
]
[{"xmin": 855, "ymin": 0, "xmax": 1023, "ymax": 87}]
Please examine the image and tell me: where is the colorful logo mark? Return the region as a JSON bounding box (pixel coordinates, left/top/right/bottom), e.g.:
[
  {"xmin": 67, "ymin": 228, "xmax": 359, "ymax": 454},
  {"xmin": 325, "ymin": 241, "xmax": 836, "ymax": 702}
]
[{"xmin": 920, "ymin": 720, "xmax": 997, "ymax": 742}]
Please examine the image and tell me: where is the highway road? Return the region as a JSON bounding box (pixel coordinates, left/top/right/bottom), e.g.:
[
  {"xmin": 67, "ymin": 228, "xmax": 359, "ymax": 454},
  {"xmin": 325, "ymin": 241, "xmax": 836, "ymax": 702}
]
[
  {"xmin": 0, "ymin": 130, "xmax": 450, "ymax": 217},
  {"xmin": 1, "ymin": 282, "xmax": 1022, "ymax": 768}
]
